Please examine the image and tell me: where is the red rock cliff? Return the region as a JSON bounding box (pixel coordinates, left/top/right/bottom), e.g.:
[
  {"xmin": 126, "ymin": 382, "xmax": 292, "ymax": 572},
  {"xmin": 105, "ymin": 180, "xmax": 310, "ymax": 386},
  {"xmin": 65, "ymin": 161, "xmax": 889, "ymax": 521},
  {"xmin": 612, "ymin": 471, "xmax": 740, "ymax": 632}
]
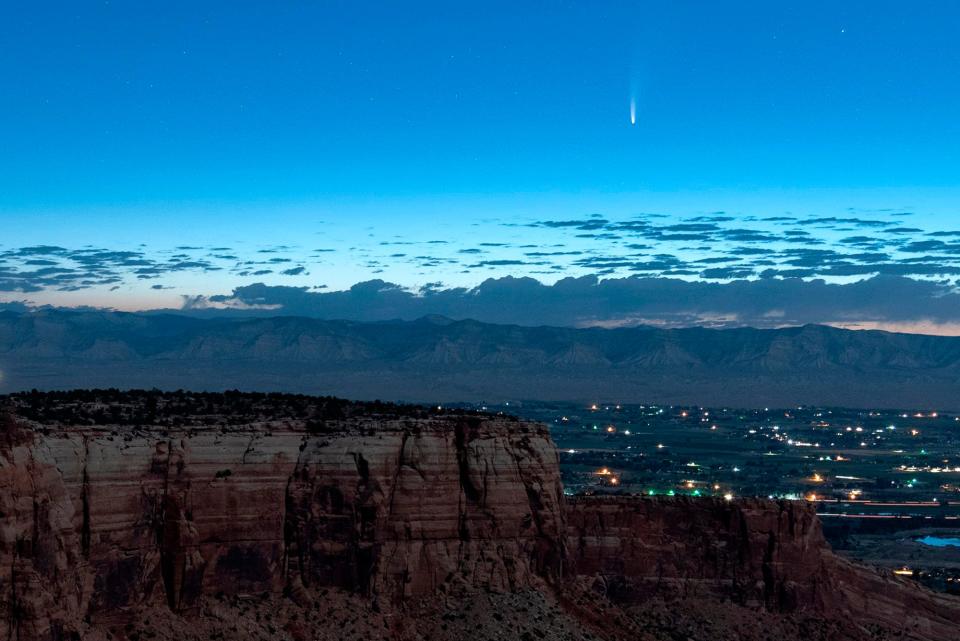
[
  {"xmin": 0, "ymin": 412, "xmax": 565, "ymax": 639},
  {"xmin": 2, "ymin": 393, "xmax": 960, "ymax": 641},
  {"xmin": 567, "ymin": 496, "xmax": 960, "ymax": 640}
]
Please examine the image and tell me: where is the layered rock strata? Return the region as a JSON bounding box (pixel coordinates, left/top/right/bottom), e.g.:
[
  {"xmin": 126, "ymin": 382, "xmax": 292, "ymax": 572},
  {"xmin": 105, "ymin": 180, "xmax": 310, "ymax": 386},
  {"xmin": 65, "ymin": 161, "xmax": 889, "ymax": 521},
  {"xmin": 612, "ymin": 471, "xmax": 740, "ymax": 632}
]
[
  {"xmin": 2, "ymin": 392, "xmax": 959, "ymax": 641},
  {"xmin": 567, "ymin": 496, "xmax": 960, "ymax": 640},
  {"xmin": 0, "ymin": 401, "xmax": 564, "ymax": 639}
]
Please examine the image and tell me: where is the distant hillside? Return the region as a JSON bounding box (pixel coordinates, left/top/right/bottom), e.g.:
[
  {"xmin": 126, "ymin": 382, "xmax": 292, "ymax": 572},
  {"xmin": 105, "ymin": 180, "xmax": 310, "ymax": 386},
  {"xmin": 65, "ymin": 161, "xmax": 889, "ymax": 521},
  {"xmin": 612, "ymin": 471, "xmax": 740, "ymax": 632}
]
[{"xmin": 1, "ymin": 309, "xmax": 959, "ymax": 408}]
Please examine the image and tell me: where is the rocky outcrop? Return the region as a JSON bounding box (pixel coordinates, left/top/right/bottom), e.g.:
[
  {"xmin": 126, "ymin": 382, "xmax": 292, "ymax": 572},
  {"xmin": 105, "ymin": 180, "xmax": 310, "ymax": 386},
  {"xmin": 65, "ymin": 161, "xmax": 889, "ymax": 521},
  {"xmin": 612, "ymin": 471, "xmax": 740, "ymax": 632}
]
[
  {"xmin": 566, "ymin": 496, "xmax": 960, "ymax": 640},
  {"xmin": 2, "ymin": 392, "xmax": 960, "ymax": 641},
  {"xmin": 0, "ymin": 404, "xmax": 564, "ymax": 639},
  {"xmin": 566, "ymin": 496, "xmax": 829, "ymax": 609}
]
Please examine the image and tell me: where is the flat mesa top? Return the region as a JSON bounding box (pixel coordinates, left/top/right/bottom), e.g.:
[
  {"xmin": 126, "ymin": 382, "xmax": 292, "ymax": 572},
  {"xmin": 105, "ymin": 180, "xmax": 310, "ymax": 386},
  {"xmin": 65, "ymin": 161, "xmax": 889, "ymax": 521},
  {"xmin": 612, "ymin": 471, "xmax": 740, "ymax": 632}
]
[{"xmin": 0, "ymin": 389, "xmax": 514, "ymax": 428}]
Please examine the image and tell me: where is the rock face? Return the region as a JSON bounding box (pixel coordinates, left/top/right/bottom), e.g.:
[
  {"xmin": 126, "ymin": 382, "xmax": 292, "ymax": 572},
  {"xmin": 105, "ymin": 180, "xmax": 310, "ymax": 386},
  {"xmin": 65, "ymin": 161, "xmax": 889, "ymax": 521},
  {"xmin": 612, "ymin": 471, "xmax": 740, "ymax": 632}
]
[
  {"xmin": 566, "ymin": 496, "xmax": 960, "ymax": 640},
  {"xmin": 2, "ymin": 391, "xmax": 960, "ymax": 641},
  {"xmin": 566, "ymin": 496, "xmax": 829, "ymax": 610},
  {"xmin": 0, "ymin": 398, "xmax": 565, "ymax": 639}
]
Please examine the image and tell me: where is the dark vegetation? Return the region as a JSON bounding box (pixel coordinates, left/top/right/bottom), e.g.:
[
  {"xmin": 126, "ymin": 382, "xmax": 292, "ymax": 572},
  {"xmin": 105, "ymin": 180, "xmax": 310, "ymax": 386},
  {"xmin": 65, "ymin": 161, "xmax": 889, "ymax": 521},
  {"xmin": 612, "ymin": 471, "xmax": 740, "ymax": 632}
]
[
  {"xmin": 0, "ymin": 389, "xmax": 511, "ymax": 427},
  {"xmin": 0, "ymin": 408, "xmax": 31, "ymax": 449}
]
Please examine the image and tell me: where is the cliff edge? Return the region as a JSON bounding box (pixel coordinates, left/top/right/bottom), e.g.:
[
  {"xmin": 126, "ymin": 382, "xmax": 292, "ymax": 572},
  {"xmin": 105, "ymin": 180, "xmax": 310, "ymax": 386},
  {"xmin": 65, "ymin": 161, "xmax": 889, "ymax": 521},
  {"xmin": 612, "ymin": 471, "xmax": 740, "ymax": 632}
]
[{"xmin": 1, "ymin": 391, "xmax": 958, "ymax": 641}]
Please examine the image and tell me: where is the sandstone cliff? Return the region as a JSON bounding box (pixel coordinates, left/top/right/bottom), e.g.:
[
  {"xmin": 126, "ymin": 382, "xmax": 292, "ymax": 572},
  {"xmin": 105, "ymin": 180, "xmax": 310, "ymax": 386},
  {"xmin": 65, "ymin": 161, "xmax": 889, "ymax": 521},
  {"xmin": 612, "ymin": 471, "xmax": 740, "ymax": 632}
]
[
  {"xmin": 567, "ymin": 496, "xmax": 960, "ymax": 640},
  {"xmin": 567, "ymin": 496, "xmax": 829, "ymax": 610},
  {"xmin": 2, "ymin": 391, "xmax": 959, "ymax": 641},
  {"xmin": 0, "ymin": 393, "xmax": 564, "ymax": 639}
]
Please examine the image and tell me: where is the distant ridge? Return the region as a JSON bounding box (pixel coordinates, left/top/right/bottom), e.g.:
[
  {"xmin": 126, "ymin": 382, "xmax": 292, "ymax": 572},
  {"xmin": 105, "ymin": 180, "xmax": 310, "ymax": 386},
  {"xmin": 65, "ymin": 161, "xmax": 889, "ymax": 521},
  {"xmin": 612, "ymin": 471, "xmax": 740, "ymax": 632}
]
[{"xmin": 2, "ymin": 309, "xmax": 959, "ymax": 408}]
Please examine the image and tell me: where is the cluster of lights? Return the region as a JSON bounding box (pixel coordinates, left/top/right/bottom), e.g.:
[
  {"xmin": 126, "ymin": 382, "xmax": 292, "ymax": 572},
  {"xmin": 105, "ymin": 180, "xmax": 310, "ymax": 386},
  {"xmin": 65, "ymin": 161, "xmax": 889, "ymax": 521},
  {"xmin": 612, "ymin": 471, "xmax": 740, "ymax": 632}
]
[
  {"xmin": 565, "ymin": 404, "xmax": 954, "ymax": 507},
  {"xmin": 899, "ymin": 464, "xmax": 960, "ymax": 473},
  {"xmin": 594, "ymin": 467, "xmax": 620, "ymax": 486},
  {"xmin": 898, "ymin": 412, "xmax": 938, "ymax": 419}
]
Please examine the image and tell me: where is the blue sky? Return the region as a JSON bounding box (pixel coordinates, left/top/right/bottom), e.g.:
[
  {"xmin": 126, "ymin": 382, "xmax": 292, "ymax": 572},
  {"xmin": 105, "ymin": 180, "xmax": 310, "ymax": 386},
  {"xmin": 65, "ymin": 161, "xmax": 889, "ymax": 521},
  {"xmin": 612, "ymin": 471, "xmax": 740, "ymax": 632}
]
[{"xmin": 2, "ymin": 2, "xmax": 960, "ymax": 327}]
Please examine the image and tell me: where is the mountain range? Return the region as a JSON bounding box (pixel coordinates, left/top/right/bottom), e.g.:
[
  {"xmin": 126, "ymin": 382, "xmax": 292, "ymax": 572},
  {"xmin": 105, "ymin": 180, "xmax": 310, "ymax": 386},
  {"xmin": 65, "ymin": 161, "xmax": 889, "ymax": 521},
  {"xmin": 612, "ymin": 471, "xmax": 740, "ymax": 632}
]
[{"xmin": 2, "ymin": 309, "xmax": 959, "ymax": 408}]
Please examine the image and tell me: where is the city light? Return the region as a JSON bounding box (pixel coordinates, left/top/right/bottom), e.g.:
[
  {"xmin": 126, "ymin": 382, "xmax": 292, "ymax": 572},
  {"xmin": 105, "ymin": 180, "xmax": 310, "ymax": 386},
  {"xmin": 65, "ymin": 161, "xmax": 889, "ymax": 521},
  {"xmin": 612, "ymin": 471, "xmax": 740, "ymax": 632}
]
[{"xmin": 549, "ymin": 402, "xmax": 958, "ymax": 533}]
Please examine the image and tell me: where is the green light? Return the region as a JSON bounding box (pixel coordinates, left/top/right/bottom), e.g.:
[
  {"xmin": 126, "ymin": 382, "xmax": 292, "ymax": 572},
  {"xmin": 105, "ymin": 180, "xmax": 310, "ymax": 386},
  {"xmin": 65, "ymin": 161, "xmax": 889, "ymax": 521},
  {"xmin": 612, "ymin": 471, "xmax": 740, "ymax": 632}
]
[
  {"xmin": 667, "ymin": 490, "xmax": 675, "ymax": 496},
  {"xmin": 692, "ymin": 489, "xmax": 701, "ymax": 496},
  {"xmin": 647, "ymin": 489, "xmax": 656, "ymax": 496}
]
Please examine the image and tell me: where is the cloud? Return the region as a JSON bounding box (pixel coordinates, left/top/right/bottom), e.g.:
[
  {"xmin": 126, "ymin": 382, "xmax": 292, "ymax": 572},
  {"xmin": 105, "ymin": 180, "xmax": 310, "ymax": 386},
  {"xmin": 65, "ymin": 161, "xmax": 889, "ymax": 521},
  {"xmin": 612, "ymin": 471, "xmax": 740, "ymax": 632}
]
[
  {"xmin": 693, "ymin": 257, "xmax": 733, "ymax": 265},
  {"xmin": 661, "ymin": 223, "xmax": 721, "ymax": 232},
  {"xmin": 533, "ymin": 218, "xmax": 610, "ymax": 231},
  {"xmin": 281, "ymin": 266, "xmax": 307, "ymax": 276},
  {"xmin": 181, "ymin": 274, "xmax": 960, "ymax": 332},
  {"xmin": 687, "ymin": 214, "xmax": 735, "ymax": 222},
  {"xmin": 797, "ymin": 217, "xmax": 893, "ymax": 228},
  {"xmin": 716, "ymin": 229, "xmax": 779, "ymax": 242},
  {"xmin": 5, "ymin": 208, "xmax": 960, "ymax": 323},
  {"xmin": 900, "ymin": 240, "xmax": 956, "ymax": 253},
  {"xmin": 468, "ymin": 259, "xmax": 532, "ymax": 268},
  {"xmin": 0, "ymin": 245, "xmax": 229, "ymax": 293},
  {"xmin": 524, "ymin": 250, "xmax": 584, "ymax": 257},
  {"xmin": 700, "ymin": 267, "xmax": 754, "ymax": 279},
  {"xmin": 884, "ymin": 227, "xmax": 923, "ymax": 234}
]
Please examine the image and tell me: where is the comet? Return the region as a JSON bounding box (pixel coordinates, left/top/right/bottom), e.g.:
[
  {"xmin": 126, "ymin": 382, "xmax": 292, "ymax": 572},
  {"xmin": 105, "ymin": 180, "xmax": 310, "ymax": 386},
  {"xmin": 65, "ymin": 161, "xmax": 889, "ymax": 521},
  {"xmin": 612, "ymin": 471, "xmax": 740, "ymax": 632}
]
[{"xmin": 630, "ymin": 96, "xmax": 636, "ymax": 125}]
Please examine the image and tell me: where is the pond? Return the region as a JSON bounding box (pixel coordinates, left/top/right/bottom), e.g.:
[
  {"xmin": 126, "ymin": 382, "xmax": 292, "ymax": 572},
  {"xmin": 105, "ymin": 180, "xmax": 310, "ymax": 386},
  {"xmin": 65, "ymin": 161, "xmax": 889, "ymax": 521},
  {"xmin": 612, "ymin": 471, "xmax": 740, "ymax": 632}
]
[{"xmin": 915, "ymin": 535, "xmax": 960, "ymax": 548}]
